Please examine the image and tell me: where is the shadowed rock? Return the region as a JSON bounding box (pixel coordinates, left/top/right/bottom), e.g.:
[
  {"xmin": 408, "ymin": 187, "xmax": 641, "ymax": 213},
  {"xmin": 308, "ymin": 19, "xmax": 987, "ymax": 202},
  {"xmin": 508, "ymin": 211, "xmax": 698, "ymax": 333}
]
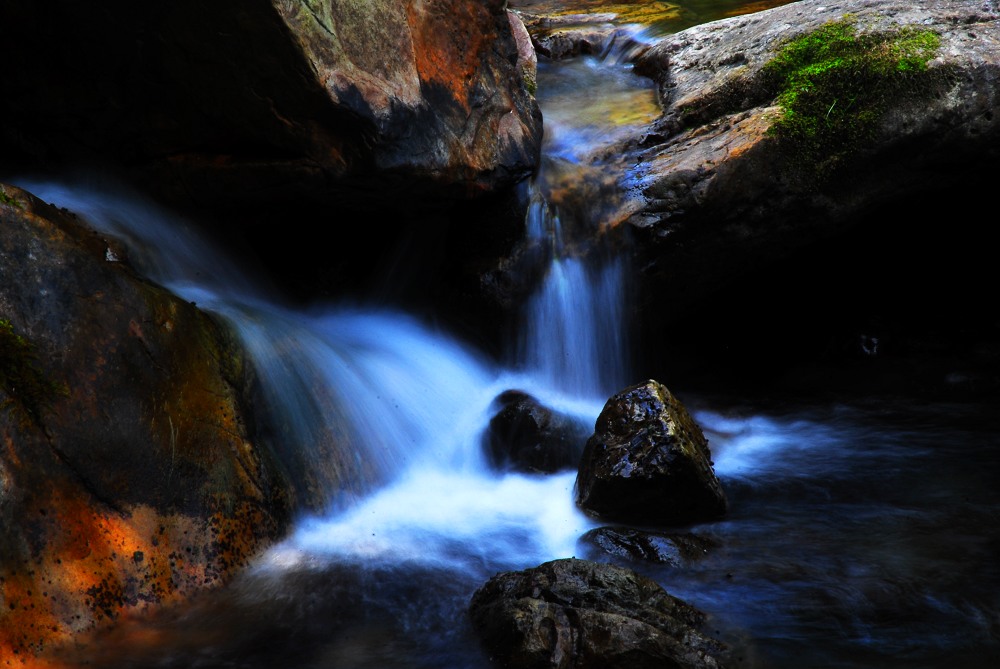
[
  {"xmin": 484, "ymin": 390, "xmax": 591, "ymax": 473},
  {"xmin": 0, "ymin": 0, "xmax": 542, "ymax": 217},
  {"xmin": 469, "ymin": 557, "xmax": 728, "ymax": 669}
]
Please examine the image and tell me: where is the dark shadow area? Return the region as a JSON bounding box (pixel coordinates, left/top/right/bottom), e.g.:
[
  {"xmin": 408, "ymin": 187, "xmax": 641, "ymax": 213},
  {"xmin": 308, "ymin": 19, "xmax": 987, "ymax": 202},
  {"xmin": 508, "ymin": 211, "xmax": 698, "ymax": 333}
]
[{"xmin": 639, "ymin": 185, "xmax": 1000, "ymax": 404}]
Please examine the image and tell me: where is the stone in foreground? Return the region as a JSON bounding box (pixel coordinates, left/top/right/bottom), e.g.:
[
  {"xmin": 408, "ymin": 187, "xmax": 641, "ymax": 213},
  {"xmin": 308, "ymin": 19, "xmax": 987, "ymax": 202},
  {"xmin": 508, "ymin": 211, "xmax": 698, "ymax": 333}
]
[{"xmin": 469, "ymin": 557, "xmax": 728, "ymax": 669}]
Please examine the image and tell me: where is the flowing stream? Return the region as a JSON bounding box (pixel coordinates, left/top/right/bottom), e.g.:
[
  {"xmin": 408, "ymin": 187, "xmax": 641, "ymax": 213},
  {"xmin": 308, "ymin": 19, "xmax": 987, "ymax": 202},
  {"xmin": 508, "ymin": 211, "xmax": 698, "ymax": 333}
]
[{"xmin": 10, "ymin": 2, "xmax": 1000, "ymax": 667}]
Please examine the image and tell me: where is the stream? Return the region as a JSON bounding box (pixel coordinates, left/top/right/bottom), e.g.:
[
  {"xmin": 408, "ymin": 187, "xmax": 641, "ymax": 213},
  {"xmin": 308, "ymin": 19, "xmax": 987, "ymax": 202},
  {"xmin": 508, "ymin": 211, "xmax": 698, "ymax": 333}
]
[{"xmin": 9, "ymin": 1, "xmax": 1000, "ymax": 667}]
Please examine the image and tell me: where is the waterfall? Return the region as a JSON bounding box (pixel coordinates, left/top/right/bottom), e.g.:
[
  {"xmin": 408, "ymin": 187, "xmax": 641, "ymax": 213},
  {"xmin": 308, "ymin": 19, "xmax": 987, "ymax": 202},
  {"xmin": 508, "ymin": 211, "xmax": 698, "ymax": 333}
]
[
  {"xmin": 10, "ymin": 38, "xmax": 661, "ymax": 572},
  {"xmin": 13, "ymin": 174, "xmax": 604, "ymax": 572},
  {"xmin": 509, "ymin": 37, "xmax": 662, "ymax": 401},
  {"xmin": 517, "ymin": 186, "xmax": 629, "ymax": 400}
]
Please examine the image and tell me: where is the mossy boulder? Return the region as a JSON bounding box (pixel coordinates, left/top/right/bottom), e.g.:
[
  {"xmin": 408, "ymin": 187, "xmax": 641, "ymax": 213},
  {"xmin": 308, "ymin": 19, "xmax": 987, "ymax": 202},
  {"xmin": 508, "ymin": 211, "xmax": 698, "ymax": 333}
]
[
  {"xmin": 577, "ymin": 0, "xmax": 1000, "ymax": 320},
  {"xmin": 761, "ymin": 16, "xmax": 942, "ymax": 178}
]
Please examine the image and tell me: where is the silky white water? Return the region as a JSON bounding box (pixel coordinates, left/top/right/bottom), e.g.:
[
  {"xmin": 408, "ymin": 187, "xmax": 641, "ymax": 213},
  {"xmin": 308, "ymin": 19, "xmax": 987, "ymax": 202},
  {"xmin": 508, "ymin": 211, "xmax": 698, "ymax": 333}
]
[
  {"xmin": 15, "ymin": 46, "xmax": 656, "ymax": 577},
  {"xmin": 15, "ymin": 175, "xmax": 611, "ymax": 575}
]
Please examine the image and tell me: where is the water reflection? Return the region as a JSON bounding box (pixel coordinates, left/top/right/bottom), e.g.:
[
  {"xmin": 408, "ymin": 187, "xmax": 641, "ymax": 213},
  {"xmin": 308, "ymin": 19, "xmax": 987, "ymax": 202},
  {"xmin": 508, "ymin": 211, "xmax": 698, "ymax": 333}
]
[
  {"xmin": 534, "ymin": 53, "xmax": 659, "ymax": 163},
  {"xmin": 511, "ymin": 0, "xmax": 801, "ymax": 35}
]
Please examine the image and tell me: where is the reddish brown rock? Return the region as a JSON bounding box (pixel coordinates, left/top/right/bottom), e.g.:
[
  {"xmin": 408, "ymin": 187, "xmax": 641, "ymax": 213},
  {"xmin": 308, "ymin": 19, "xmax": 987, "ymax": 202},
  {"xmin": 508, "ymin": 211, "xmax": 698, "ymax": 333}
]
[
  {"xmin": 0, "ymin": 1, "xmax": 542, "ymax": 215},
  {"xmin": 0, "ymin": 184, "xmax": 292, "ymax": 666}
]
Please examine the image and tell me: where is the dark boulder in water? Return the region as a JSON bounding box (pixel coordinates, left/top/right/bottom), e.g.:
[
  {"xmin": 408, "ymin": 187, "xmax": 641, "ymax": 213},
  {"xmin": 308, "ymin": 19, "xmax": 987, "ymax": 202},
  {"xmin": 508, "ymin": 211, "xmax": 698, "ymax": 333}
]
[
  {"xmin": 575, "ymin": 379, "xmax": 727, "ymax": 526},
  {"xmin": 484, "ymin": 389, "xmax": 590, "ymax": 474}
]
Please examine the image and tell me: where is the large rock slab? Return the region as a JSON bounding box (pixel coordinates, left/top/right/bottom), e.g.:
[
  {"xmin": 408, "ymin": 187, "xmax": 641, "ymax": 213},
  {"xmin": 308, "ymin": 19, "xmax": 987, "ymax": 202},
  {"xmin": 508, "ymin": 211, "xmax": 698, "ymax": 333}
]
[
  {"xmin": 617, "ymin": 0, "xmax": 1000, "ymax": 311},
  {"xmin": 0, "ymin": 184, "xmax": 293, "ymax": 665},
  {"xmin": 468, "ymin": 557, "xmax": 728, "ymax": 669},
  {"xmin": 0, "ymin": 1, "xmax": 542, "ymax": 216},
  {"xmin": 575, "ymin": 380, "xmax": 727, "ymax": 525}
]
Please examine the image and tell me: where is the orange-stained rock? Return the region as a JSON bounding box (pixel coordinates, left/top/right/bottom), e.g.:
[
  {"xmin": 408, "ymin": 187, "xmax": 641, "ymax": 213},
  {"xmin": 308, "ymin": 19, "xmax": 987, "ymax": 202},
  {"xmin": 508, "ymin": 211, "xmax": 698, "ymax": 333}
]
[
  {"xmin": 0, "ymin": 184, "xmax": 293, "ymax": 666},
  {"xmin": 0, "ymin": 0, "xmax": 542, "ymax": 216}
]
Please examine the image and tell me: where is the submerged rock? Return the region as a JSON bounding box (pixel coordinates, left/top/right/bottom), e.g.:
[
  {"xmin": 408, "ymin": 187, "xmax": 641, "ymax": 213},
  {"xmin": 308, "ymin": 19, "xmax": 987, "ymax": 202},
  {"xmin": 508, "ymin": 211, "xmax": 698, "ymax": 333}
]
[
  {"xmin": 575, "ymin": 380, "xmax": 727, "ymax": 525},
  {"xmin": 469, "ymin": 557, "xmax": 728, "ymax": 669},
  {"xmin": 579, "ymin": 526, "xmax": 718, "ymax": 566}
]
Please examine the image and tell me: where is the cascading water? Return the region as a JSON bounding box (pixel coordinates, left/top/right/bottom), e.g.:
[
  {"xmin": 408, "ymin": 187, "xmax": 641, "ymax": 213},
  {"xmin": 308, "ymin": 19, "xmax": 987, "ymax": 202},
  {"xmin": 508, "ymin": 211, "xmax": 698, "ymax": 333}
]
[
  {"xmin": 7, "ymin": 41, "xmax": 662, "ymax": 666},
  {"xmin": 9, "ymin": 5, "xmax": 1000, "ymax": 668},
  {"xmin": 512, "ymin": 26, "xmax": 661, "ymax": 399},
  {"xmin": 514, "ymin": 136, "xmax": 631, "ymax": 400},
  {"xmin": 16, "ymin": 174, "xmax": 603, "ymax": 557}
]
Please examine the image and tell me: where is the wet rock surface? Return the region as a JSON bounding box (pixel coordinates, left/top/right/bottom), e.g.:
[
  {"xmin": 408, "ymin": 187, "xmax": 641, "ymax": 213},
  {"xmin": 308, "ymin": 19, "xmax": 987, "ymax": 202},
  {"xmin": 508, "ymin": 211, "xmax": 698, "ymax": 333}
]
[
  {"xmin": 575, "ymin": 380, "xmax": 727, "ymax": 525},
  {"xmin": 484, "ymin": 390, "xmax": 591, "ymax": 473},
  {"xmin": 579, "ymin": 526, "xmax": 718, "ymax": 566},
  {"xmin": 469, "ymin": 557, "xmax": 729, "ymax": 669}
]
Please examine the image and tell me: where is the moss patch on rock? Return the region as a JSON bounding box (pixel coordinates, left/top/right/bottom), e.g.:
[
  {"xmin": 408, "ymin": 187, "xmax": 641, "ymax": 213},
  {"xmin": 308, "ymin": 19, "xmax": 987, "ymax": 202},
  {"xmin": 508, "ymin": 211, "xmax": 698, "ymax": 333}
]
[
  {"xmin": 0, "ymin": 186, "xmax": 23, "ymax": 208},
  {"xmin": 764, "ymin": 16, "xmax": 941, "ymax": 177},
  {"xmin": 0, "ymin": 319, "xmax": 65, "ymax": 427}
]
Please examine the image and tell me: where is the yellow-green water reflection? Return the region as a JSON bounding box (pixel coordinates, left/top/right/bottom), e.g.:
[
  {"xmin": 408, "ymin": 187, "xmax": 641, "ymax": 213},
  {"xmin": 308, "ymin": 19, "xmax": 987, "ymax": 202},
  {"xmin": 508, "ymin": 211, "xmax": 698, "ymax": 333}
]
[{"xmin": 512, "ymin": 0, "xmax": 800, "ymax": 35}]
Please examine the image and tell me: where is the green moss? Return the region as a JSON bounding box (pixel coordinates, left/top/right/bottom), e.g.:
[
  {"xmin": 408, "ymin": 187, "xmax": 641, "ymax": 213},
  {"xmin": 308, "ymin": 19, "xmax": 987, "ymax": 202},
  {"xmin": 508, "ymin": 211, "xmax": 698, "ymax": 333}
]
[
  {"xmin": 763, "ymin": 16, "xmax": 941, "ymax": 178},
  {"xmin": 0, "ymin": 319, "xmax": 66, "ymax": 427},
  {"xmin": 525, "ymin": 73, "xmax": 537, "ymax": 97},
  {"xmin": 0, "ymin": 187, "xmax": 22, "ymax": 209}
]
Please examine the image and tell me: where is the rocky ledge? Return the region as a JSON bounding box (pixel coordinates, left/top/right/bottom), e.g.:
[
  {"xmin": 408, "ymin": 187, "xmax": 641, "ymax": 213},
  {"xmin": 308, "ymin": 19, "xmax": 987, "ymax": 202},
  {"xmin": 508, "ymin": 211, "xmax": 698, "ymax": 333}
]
[{"xmin": 511, "ymin": 0, "xmax": 1000, "ymax": 397}]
